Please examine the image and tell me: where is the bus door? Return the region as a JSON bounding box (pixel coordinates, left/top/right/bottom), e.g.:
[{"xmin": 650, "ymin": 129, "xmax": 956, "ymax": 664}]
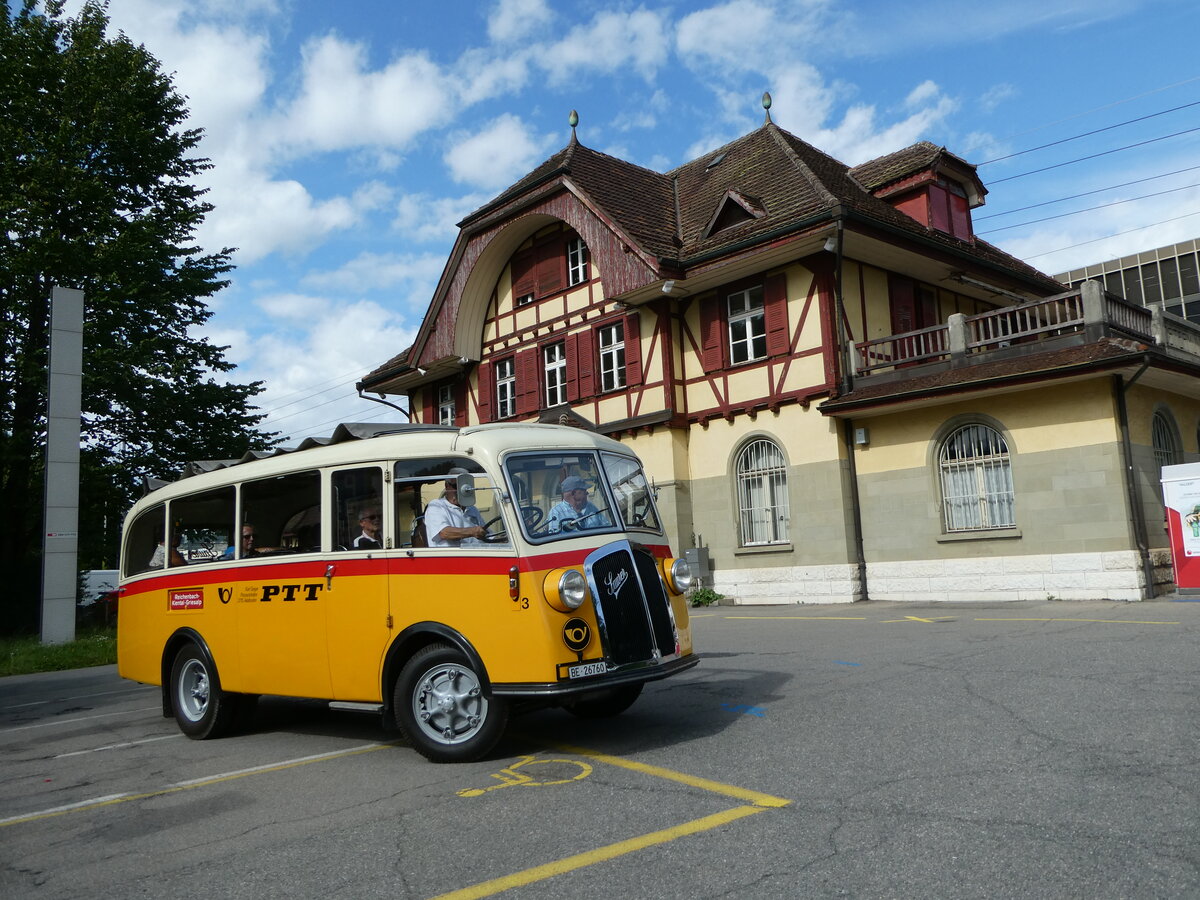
[
  {"xmin": 236, "ymin": 468, "xmax": 333, "ymax": 699},
  {"xmin": 325, "ymin": 465, "xmax": 391, "ymax": 701}
]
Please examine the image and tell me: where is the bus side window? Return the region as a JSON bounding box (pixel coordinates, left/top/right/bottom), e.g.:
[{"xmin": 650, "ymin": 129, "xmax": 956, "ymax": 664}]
[
  {"xmin": 243, "ymin": 470, "xmax": 321, "ymax": 556},
  {"xmin": 332, "ymin": 467, "xmax": 384, "ymax": 551},
  {"xmin": 170, "ymin": 486, "xmax": 235, "ymax": 563},
  {"xmin": 123, "ymin": 504, "xmax": 165, "ymax": 576},
  {"xmin": 395, "ymin": 482, "xmax": 420, "ymax": 547}
]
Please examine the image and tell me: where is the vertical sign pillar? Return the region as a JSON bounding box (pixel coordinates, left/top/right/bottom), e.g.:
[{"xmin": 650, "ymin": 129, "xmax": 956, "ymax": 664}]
[{"xmin": 41, "ymin": 286, "xmax": 85, "ymax": 644}]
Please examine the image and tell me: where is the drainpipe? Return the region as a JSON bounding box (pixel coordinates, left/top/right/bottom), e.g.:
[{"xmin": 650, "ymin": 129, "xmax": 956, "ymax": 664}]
[
  {"xmin": 1113, "ymin": 365, "xmax": 1155, "ymax": 598},
  {"xmin": 842, "ymin": 418, "xmax": 868, "ymax": 602}
]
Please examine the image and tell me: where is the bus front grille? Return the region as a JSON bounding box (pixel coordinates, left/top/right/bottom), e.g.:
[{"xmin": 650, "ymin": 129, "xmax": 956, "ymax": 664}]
[{"xmin": 586, "ymin": 542, "xmax": 677, "ymax": 667}]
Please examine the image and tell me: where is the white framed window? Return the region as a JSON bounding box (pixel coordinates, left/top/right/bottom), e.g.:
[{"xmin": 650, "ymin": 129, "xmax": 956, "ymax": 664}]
[
  {"xmin": 495, "ymin": 358, "xmax": 516, "ymax": 419},
  {"xmin": 544, "ymin": 342, "xmax": 566, "ymax": 407},
  {"xmin": 567, "ymin": 237, "xmax": 588, "ymax": 286},
  {"xmin": 728, "ymin": 285, "xmax": 766, "ymax": 365},
  {"xmin": 938, "ymin": 424, "xmax": 1015, "ymax": 532},
  {"xmin": 598, "ymin": 322, "xmax": 625, "ymax": 392},
  {"xmin": 736, "ymin": 439, "xmax": 789, "ymax": 545},
  {"xmin": 1152, "ymin": 410, "xmax": 1181, "ymax": 470},
  {"xmin": 437, "ymin": 385, "xmax": 454, "ymax": 426}
]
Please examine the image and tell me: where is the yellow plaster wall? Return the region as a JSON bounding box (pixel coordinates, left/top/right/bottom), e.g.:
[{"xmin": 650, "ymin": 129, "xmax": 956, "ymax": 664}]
[
  {"xmin": 685, "ymin": 404, "xmax": 840, "ymax": 479},
  {"xmin": 852, "ymin": 380, "xmax": 1120, "ymax": 475},
  {"xmin": 1125, "ymin": 384, "xmax": 1200, "ymax": 451}
]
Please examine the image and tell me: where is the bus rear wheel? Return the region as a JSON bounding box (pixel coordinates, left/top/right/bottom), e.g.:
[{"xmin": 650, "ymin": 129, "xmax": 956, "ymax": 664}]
[
  {"xmin": 395, "ymin": 643, "xmax": 507, "ymax": 763},
  {"xmin": 169, "ymin": 642, "xmax": 237, "ymax": 739}
]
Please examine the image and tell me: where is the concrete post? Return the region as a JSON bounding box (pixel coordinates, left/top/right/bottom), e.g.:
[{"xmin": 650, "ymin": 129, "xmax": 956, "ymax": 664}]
[{"xmin": 41, "ymin": 286, "xmax": 84, "ymax": 644}]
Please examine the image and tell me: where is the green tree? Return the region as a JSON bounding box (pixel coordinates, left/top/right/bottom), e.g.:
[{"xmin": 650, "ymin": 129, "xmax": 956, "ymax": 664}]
[{"xmin": 0, "ymin": 1, "xmax": 276, "ymax": 634}]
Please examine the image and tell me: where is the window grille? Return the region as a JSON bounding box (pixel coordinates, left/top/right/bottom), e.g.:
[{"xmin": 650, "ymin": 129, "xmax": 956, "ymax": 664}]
[
  {"xmin": 736, "ymin": 439, "xmax": 789, "ymax": 545},
  {"xmin": 1152, "ymin": 410, "xmax": 1181, "ymax": 470},
  {"xmin": 938, "ymin": 424, "xmax": 1015, "ymax": 532}
]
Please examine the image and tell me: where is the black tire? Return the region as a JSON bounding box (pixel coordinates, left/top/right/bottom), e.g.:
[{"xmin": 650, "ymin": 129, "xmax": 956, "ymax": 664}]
[
  {"xmin": 563, "ymin": 683, "xmax": 643, "ymax": 719},
  {"xmin": 394, "ymin": 643, "xmax": 507, "ymax": 763},
  {"xmin": 169, "ymin": 642, "xmax": 237, "ymax": 739}
]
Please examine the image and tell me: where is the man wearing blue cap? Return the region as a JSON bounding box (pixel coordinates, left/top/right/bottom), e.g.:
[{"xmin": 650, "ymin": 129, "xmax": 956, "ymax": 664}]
[{"xmin": 547, "ymin": 475, "xmax": 611, "ymax": 532}]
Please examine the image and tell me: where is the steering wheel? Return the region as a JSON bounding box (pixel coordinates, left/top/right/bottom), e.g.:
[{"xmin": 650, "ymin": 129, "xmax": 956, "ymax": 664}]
[
  {"xmin": 480, "ymin": 514, "xmax": 507, "ymax": 543},
  {"xmin": 520, "ymin": 506, "xmax": 544, "ymax": 528}
]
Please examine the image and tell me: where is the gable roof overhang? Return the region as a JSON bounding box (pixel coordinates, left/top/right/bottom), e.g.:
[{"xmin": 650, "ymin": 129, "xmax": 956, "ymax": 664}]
[{"xmin": 360, "ymin": 179, "xmax": 667, "ymax": 396}]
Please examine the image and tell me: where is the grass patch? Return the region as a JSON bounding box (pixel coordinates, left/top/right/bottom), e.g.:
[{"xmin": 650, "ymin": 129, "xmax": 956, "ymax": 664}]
[{"xmin": 0, "ymin": 628, "xmax": 117, "ymax": 677}]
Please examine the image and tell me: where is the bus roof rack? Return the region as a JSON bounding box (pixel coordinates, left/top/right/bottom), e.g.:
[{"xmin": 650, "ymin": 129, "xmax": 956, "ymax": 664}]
[{"xmin": 177, "ymin": 422, "xmax": 455, "ymax": 480}]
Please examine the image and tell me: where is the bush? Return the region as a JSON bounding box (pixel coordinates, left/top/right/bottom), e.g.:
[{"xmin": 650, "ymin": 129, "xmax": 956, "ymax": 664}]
[{"xmin": 688, "ymin": 586, "xmax": 724, "ymax": 607}]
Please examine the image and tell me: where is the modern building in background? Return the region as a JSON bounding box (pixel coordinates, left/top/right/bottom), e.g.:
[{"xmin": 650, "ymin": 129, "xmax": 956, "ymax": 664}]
[
  {"xmin": 362, "ymin": 101, "xmax": 1200, "ymax": 603},
  {"xmin": 1056, "ymin": 238, "xmax": 1200, "ymax": 324}
]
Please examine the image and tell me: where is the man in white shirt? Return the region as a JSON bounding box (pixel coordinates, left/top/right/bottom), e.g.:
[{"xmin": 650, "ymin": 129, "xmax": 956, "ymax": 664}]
[{"xmin": 423, "ymin": 468, "xmax": 488, "ymax": 547}]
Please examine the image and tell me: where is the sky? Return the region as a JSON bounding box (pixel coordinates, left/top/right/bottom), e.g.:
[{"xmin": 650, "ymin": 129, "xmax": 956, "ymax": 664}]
[{"xmin": 66, "ymin": 0, "xmax": 1200, "ymax": 443}]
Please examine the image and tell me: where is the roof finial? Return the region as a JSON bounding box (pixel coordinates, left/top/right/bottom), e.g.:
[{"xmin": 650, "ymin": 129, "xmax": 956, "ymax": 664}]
[
  {"xmin": 569, "ymin": 109, "xmax": 579, "ymax": 143},
  {"xmin": 762, "ymin": 91, "xmax": 773, "ymax": 125}
]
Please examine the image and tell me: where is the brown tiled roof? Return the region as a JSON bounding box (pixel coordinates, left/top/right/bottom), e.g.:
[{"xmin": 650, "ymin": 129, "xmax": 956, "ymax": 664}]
[{"xmin": 848, "ymin": 141, "xmax": 944, "ymax": 191}]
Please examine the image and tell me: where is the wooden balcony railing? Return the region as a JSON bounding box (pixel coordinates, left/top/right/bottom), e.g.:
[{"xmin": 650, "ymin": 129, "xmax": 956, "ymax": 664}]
[{"xmin": 852, "ymin": 281, "xmax": 1186, "ymax": 379}]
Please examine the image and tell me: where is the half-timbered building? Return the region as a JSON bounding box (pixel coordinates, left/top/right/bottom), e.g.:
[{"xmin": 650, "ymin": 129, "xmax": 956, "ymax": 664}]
[{"xmin": 361, "ymin": 102, "xmax": 1200, "ymax": 603}]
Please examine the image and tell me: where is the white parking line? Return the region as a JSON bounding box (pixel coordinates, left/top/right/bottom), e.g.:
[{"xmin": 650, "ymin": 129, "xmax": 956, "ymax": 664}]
[
  {"xmin": 2, "ymin": 686, "xmax": 153, "ymax": 712},
  {"xmin": 54, "ymin": 734, "xmax": 182, "ymax": 758},
  {"xmin": 0, "ymin": 706, "xmax": 160, "ymax": 735}
]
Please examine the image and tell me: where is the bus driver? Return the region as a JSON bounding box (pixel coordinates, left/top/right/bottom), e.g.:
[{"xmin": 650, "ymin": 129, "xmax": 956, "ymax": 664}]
[{"xmin": 423, "ymin": 468, "xmax": 488, "ymax": 547}]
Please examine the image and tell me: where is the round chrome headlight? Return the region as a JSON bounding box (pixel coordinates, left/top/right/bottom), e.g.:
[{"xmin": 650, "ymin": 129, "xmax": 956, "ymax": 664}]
[
  {"xmin": 668, "ymin": 557, "xmax": 693, "ymax": 594},
  {"xmin": 558, "ymin": 569, "xmax": 588, "ymax": 609}
]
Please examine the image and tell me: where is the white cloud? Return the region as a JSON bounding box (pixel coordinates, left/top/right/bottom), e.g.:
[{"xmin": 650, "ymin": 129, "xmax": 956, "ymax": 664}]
[
  {"xmin": 537, "ymin": 9, "xmax": 671, "ymax": 83},
  {"xmin": 487, "ymin": 0, "xmax": 554, "ymax": 43},
  {"xmin": 393, "ymin": 192, "xmax": 492, "ymax": 244},
  {"xmin": 272, "ymin": 35, "xmax": 455, "ymax": 157},
  {"xmin": 301, "ymin": 252, "xmax": 448, "ymax": 295},
  {"xmin": 443, "ymin": 114, "xmax": 553, "ymax": 190}
]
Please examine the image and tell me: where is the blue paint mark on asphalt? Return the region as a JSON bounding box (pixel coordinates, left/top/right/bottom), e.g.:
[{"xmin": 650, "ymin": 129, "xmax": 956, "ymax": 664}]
[
  {"xmin": 833, "ymin": 660, "xmax": 862, "ymax": 666},
  {"xmin": 722, "ymin": 703, "xmax": 766, "ymax": 717}
]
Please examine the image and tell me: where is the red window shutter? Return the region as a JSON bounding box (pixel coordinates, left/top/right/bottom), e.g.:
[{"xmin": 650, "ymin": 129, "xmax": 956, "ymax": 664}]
[
  {"xmin": 516, "ymin": 347, "xmax": 540, "ymax": 415},
  {"xmin": 566, "ymin": 333, "xmax": 580, "ymax": 402},
  {"xmin": 453, "ymin": 381, "xmax": 468, "ymax": 427},
  {"xmin": 929, "ymin": 184, "xmax": 951, "ymax": 233},
  {"xmin": 420, "ymin": 386, "xmax": 435, "ymax": 424},
  {"xmin": 624, "ymin": 313, "xmax": 643, "ymax": 385},
  {"xmin": 699, "ymin": 295, "xmax": 726, "ymax": 371},
  {"xmin": 950, "ymin": 193, "xmax": 971, "ymax": 240},
  {"xmin": 764, "ymin": 273, "xmax": 789, "ymax": 356},
  {"xmin": 511, "ymin": 249, "xmax": 536, "ymax": 301},
  {"xmin": 889, "ymin": 275, "xmax": 916, "ymax": 334},
  {"xmin": 535, "ymin": 236, "xmax": 564, "ymax": 298},
  {"xmin": 578, "ymin": 329, "xmax": 596, "ymax": 398},
  {"xmin": 476, "ymin": 361, "xmax": 494, "ymax": 422}
]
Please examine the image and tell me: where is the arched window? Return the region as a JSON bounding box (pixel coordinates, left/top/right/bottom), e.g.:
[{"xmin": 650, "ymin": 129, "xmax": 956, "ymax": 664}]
[
  {"xmin": 1152, "ymin": 410, "xmax": 1181, "ymax": 470},
  {"xmin": 938, "ymin": 424, "xmax": 1015, "ymax": 532},
  {"xmin": 736, "ymin": 439, "xmax": 789, "ymax": 545}
]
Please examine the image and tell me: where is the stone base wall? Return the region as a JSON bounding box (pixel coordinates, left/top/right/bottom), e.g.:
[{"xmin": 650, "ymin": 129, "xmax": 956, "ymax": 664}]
[{"xmin": 711, "ymin": 549, "xmax": 1175, "ymax": 604}]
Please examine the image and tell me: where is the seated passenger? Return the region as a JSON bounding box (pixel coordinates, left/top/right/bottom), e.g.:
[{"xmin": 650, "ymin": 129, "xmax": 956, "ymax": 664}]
[
  {"xmin": 222, "ymin": 524, "xmax": 256, "ymax": 560},
  {"xmin": 423, "ymin": 469, "xmax": 487, "ymax": 548},
  {"xmin": 547, "ymin": 476, "xmax": 612, "ymax": 532},
  {"xmin": 353, "ymin": 508, "xmax": 382, "ymax": 549}
]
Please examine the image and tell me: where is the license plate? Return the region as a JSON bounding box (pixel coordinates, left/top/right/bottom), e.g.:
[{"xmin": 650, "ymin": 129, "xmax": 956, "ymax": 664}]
[{"xmin": 568, "ymin": 661, "xmax": 607, "ymax": 679}]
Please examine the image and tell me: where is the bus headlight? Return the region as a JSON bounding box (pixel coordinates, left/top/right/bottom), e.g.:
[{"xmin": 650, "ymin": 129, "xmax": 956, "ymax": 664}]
[
  {"xmin": 544, "ymin": 567, "xmax": 589, "ymax": 612},
  {"xmin": 664, "ymin": 557, "xmax": 693, "ymax": 594}
]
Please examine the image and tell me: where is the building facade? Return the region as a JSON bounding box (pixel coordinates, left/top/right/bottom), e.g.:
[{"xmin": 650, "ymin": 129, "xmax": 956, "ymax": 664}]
[
  {"xmin": 362, "ymin": 107, "xmax": 1200, "ymax": 603},
  {"xmin": 1055, "ymin": 238, "xmax": 1200, "ymax": 324}
]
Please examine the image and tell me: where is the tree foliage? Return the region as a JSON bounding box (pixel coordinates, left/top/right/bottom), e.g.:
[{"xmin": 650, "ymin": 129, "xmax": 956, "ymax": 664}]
[{"xmin": 0, "ymin": 1, "xmax": 277, "ymax": 634}]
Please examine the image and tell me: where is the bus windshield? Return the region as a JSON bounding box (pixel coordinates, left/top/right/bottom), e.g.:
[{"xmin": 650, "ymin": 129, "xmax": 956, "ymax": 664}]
[{"xmin": 504, "ymin": 450, "xmax": 661, "ymax": 543}]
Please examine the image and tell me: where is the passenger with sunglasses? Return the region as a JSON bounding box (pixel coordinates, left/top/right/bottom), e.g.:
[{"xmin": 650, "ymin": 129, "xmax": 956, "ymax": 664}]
[{"xmin": 353, "ymin": 508, "xmax": 382, "ymax": 549}]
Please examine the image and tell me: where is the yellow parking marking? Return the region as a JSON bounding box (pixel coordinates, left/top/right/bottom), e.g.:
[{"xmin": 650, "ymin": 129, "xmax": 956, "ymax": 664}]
[
  {"xmin": 457, "ymin": 755, "xmax": 592, "ymax": 797},
  {"xmin": 430, "ymin": 804, "xmax": 767, "ymax": 900},
  {"xmin": 0, "ymin": 742, "xmax": 393, "ymax": 828},
  {"xmin": 880, "ymin": 615, "xmax": 956, "ymax": 624},
  {"xmin": 974, "ymin": 617, "xmax": 1179, "ymax": 625}
]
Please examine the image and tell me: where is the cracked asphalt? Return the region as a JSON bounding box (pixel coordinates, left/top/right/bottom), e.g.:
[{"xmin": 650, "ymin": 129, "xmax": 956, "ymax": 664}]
[{"xmin": 1, "ymin": 598, "xmax": 1197, "ymax": 899}]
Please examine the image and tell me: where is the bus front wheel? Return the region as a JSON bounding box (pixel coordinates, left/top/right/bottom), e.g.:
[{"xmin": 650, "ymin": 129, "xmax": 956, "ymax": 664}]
[
  {"xmin": 169, "ymin": 642, "xmax": 237, "ymax": 740},
  {"xmin": 395, "ymin": 643, "xmax": 507, "ymax": 763}
]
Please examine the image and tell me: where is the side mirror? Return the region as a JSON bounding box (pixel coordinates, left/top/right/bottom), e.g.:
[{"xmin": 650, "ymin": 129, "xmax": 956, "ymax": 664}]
[{"xmin": 456, "ymin": 472, "xmax": 476, "ymax": 508}]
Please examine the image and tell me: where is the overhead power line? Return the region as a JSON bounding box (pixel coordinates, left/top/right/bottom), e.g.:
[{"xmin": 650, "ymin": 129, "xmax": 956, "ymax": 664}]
[
  {"xmin": 978, "ymin": 99, "xmax": 1200, "ymax": 166},
  {"xmin": 978, "ymin": 182, "xmax": 1200, "ymax": 235},
  {"xmin": 1019, "ymin": 210, "xmax": 1200, "ymax": 262},
  {"xmin": 975, "ymin": 164, "xmax": 1200, "ymax": 220},
  {"xmin": 988, "ymin": 125, "xmax": 1200, "ymax": 184}
]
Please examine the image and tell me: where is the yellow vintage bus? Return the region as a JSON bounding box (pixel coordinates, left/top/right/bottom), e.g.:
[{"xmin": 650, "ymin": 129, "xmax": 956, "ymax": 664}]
[{"xmin": 117, "ymin": 423, "xmax": 696, "ymax": 762}]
